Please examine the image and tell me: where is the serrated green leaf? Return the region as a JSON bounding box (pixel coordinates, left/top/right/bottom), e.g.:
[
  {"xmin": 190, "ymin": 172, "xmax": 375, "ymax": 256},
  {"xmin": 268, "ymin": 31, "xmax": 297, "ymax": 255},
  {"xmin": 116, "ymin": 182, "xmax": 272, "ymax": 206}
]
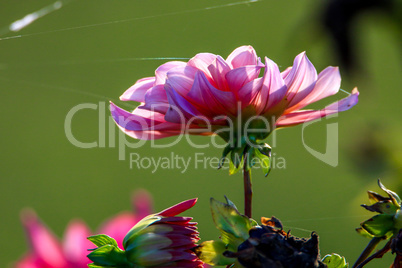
[
  {"xmin": 87, "ymin": 245, "xmax": 128, "ymax": 266},
  {"xmin": 322, "ymin": 253, "xmax": 348, "ymax": 268},
  {"xmin": 210, "ymin": 198, "xmax": 257, "ymax": 247},
  {"xmin": 195, "ymin": 240, "xmax": 235, "ymax": 266},
  {"xmin": 361, "ymin": 214, "xmax": 394, "ymax": 237},
  {"xmin": 88, "ymin": 235, "xmax": 119, "ymax": 249}
]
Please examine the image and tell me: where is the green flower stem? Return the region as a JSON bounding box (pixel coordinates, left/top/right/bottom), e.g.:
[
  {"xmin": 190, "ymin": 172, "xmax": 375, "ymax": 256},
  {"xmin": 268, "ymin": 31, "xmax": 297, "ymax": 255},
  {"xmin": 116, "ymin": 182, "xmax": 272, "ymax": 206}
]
[
  {"xmin": 243, "ymin": 153, "xmax": 252, "ymax": 218},
  {"xmin": 354, "ymin": 239, "xmax": 391, "ymax": 268},
  {"xmin": 352, "ymin": 237, "xmax": 385, "ymax": 268}
]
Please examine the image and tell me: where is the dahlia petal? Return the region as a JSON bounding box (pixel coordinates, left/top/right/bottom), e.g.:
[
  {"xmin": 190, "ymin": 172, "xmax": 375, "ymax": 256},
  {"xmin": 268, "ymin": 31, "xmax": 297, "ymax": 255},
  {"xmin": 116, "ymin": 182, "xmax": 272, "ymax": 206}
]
[
  {"xmin": 120, "ymin": 77, "xmax": 155, "ymax": 102},
  {"xmin": 276, "ymin": 88, "xmax": 359, "ymax": 127},
  {"xmin": 169, "ymin": 250, "xmax": 199, "ymax": 262},
  {"xmin": 63, "ymin": 219, "xmax": 92, "ymax": 266},
  {"xmin": 111, "ymin": 103, "xmax": 165, "ymax": 130},
  {"xmin": 132, "ymin": 189, "xmax": 153, "ymax": 220},
  {"xmin": 207, "ymin": 55, "xmax": 231, "ymax": 90},
  {"xmin": 110, "ymin": 102, "xmax": 183, "ymax": 140},
  {"xmin": 280, "ymin": 67, "xmax": 292, "ymax": 79},
  {"xmin": 155, "ymin": 61, "xmax": 187, "ymax": 85},
  {"xmin": 188, "ymin": 71, "xmax": 237, "ymax": 115},
  {"xmin": 141, "ymin": 84, "xmax": 169, "ymax": 114},
  {"xmin": 158, "ymin": 199, "xmax": 197, "ymax": 217},
  {"xmin": 187, "ymin": 53, "xmax": 217, "ymax": 78},
  {"xmin": 20, "ymin": 209, "xmax": 67, "ymax": 267},
  {"xmin": 225, "ymin": 65, "xmax": 262, "ymax": 94},
  {"xmin": 286, "ymin": 66, "xmax": 341, "ymax": 112},
  {"xmin": 165, "ymin": 234, "xmax": 199, "ymax": 247},
  {"xmin": 166, "ymin": 65, "xmax": 198, "ymax": 96},
  {"xmin": 283, "ymin": 52, "xmax": 318, "ymax": 107},
  {"xmin": 164, "ymin": 83, "xmax": 201, "ymax": 123},
  {"xmin": 14, "ymin": 254, "xmax": 38, "ymax": 268},
  {"xmin": 254, "ymin": 57, "xmax": 287, "ymax": 114},
  {"xmin": 226, "ymin": 45, "xmax": 258, "ymax": 68},
  {"xmin": 237, "ymin": 77, "xmax": 263, "ymax": 109}
]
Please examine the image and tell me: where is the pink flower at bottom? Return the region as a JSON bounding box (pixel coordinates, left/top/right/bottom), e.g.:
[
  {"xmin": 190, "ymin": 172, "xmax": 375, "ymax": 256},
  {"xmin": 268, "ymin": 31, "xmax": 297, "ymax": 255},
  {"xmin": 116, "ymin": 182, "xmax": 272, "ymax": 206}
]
[
  {"xmin": 14, "ymin": 190, "xmax": 153, "ymax": 268},
  {"xmin": 87, "ymin": 199, "xmax": 204, "ymax": 267}
]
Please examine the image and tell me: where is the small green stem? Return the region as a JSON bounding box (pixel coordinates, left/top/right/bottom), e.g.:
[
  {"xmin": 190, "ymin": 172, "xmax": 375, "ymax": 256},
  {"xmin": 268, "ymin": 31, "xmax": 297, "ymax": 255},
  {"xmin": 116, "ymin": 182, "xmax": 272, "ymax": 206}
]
[
  {"xmin": 352, "ymin": 237, "xmax": 385, "ymax": 268},
  {"xmin": 243, "ymin": 153, "xmax": 252, "ymax": 218}
]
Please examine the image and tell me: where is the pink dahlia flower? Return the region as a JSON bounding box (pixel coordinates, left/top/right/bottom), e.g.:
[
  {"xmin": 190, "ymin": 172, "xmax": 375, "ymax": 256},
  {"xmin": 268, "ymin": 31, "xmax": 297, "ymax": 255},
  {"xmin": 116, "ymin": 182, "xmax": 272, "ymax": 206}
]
[
  {"xmin": 111, "ymin": 45, "xmax": 359, "ymax": 143},
  {"xmin": 87, "ymin": 198, "xmax": 204, "ymax": 267},
  {"xmin": 14, "ymin": 190, "xmax": 152, "ymax": 268}
]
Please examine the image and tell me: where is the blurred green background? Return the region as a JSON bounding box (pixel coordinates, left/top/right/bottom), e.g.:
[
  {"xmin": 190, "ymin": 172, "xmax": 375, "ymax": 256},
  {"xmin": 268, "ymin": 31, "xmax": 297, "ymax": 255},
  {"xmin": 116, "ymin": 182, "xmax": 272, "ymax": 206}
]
[{"xmin": 0, "ymin": 0, "xmax": 401, "ymax": 267}]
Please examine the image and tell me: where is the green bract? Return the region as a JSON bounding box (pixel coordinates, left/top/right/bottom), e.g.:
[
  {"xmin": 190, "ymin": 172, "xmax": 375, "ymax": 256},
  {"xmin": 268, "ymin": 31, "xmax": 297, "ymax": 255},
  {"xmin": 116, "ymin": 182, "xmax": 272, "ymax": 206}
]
[
  {"xmin": 195, "ymin": 197, "xmax": 257, "ymax": 266},
  {"xmin": 87, "ymin": 235, "xmax": 131, "ymax": 267},
  {"xmin": 358, "ymin": 180, "xmax": 401, "ymax": 239},
  {"xmin": 220, "ymin": 141, "xmax": 272, "ymax": 175},
  {"xmin": 354, "ymin": 180, "xmax": 402, "ymax": 267},
  {"xmin": 322, "ymin": 253, "xmax": 348, "ymax": 268}
]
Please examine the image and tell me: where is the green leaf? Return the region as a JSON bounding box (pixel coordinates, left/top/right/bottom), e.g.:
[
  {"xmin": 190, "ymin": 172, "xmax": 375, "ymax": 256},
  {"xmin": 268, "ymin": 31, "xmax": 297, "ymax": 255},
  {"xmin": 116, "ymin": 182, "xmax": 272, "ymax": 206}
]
[
  {"xmin": 87, "ymin": 244, "xmax": 128, "ymax": 266},
  {"xmin": 195, "ymin": 240, "xmax": 235, "ymax": 266},
  {"xmin": 253, "ymin": 144, "xmax": 271, "ymax": 176},
  {"xmin": 361, "ymin": 200, "xmax": 399, "ymax": 215},
  {"xmin": 219, "ymin": 144, "xmax": 233, "ymax": 169},
  {"xmin": 322, "ymin": 253, "xmax": 348, "ymax": 268},
  {"xmin": 361, "ymin": 214, "xmax": 395, "ymax": 237},
  {"xmin": 210, "ymin": 198, "xmax": 257, "ymax": 247},
  {"xmin": 122, "ymin": 215, "xmax": 161, "ymax": 249},
  {"xmin": 229, "ymin": 152, "xmax": 244, "ymax": 175},
  {"xmin": 88, "ymin": 264, "xmax": 109, "ymax": 268},
  {"xmin": 378, "ymin": 180, "xmax": 401, "ymax": 207},
  {"xmin": 367, "ymin": 191, "xmax": 388, "ymax": 204},
  {"xmin": 88, "ymin": 235, "xmax": 119, "ymax": 249},
  {"xmin": 356, "ymin": 227, "xmax": 374, "ymax": 239}
]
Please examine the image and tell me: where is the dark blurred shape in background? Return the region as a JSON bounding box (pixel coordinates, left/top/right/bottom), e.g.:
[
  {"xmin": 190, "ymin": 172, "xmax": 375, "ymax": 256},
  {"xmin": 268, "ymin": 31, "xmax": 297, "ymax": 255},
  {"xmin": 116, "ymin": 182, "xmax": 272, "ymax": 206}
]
[{"xmin": 322, "ymin": 0, "xmax": 401, "ymax": 74}]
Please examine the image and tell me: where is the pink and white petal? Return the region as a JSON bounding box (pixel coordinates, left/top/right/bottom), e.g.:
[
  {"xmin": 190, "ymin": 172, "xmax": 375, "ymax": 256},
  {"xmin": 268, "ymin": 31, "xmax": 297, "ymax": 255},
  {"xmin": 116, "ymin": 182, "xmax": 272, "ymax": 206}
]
[
  {"xmin": 187, "ymin": 53, "xmax": 217, "ymax": 78},
  {"xmin": 286, "ymin": 66, "xmax": 341, "ymax": 112},
  {"xmin": 276, "ymin": 88, "xmax": 359, "ymax": 127},
  {"xmin": 226, "ymin": 46, "xmax": 258, "ymax": 69},
  {"xmin": 225, "ymin": 65, "xmax": 262, "ymax": 95},
  {"xmin": 187, "ymin": 71, "xmax": 237, "ymax": 116},
  {"xmin": 132, "ymin": 189, "xmax": 153, "ymax": 220},
  {"xmin": 283, "ymin": 52, "xmax": 318, "ymax": 107},
  {"xmin": 110, "ymin": 103, "xmax": 183, "ymax": 139},
  {"xmin": 140, "ymin": 84, "xmax": 169, "ymax": 114},
  {"xmin": 280, "ymin": 67, "xmax": 292, "ymax": 79},
  {"xmin": 164, "ymin": 83, "xmax": 201, "ymax": 123},
  {"xmin": 207, "ymin": 55, "xmax": 231, "ymax": 91},
  {"xmin": 166, "ymin": 65, "xmax": 198, "ymax": 97},
  {"xmin": 111, "ymin": 103, "xmax": 165, "ymax": 131},
  {"xmin": 237, "ymin": 77, "xmax": 263, "ymax": 109},
  {"xmin": 260, "ymin": 57, "xmax": 287, "ymax": 114},
  {"xmin": 63, "ymin": 219, "xmax": 92, "ymax": 266},
  {"xmin": 155, "ymin": 61, "xmax": 187, "ymax": 85},
  {"xmin": 20, "ymin": 209, "xmax": 67, "ymax": 267},
  {"xmin": 158, "ymin": 199, "xmax": 197, "ymax": 217},
  {"xmin": 120, "ymin": 77, "xmax": 155, "ymax": 102}
]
